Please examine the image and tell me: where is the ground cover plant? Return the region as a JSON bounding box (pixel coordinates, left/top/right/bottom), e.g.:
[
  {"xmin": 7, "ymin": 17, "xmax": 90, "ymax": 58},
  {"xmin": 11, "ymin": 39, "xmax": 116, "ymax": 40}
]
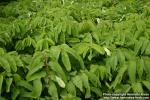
[{"xmin": 0, "ymin": 0, "xmax": 150, "ymax": 99}]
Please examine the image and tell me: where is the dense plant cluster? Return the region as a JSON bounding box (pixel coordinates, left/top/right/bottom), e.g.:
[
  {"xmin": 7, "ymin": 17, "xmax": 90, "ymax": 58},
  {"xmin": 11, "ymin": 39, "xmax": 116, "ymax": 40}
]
[{"xmin": 0, "ymin": 0, "xmax": 150, "ymax": 99}]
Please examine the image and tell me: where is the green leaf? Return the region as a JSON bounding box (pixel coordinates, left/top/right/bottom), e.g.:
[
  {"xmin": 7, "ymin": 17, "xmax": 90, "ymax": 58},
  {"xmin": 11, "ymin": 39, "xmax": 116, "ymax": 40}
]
[
  {"xmin": 110, "ymin": 55, "xmax": 118, "ymax": 71},
  {"xmin": 48, "ymin": 81, "xmax": 58, "ymax": 100},
  {"xmin": 142, "ymin": 81, "xmax": 150, "ymax": 91},
  {"xmin": 26, "ymin": 61, "xmax": 43, "ymax": 79},
  {"xmin": 117, "ymin": 49, "xmax": 125, "ymax": 64},
  {"xmin": 115, "ymin": 84, "xmax": 131, "ymax": 93},
  {"xmin": 134, "ymin": 40, "xmax": 143, "ymax": 55},
  {"xmin": 86, "ymin": 71, "xmax": 100, "ymax": 87},
  {"xmin": 49, "ymin": 61, "xmax": 66, "ymax": 82},
  {"xmin": 66, "ymin": 81, "xmax": 76, "ymax": 96},
  {"xmin": 52, "ymin": 31, "xmax": 57, "ymax": 44},
  {"xmin": 82, "ymin": 33, "xmax": 92, "ymax": 43},
  {"xmin": 83, "ymin": 46, "xmax": 90, "ymax": 59},
  {"xmin": 72, "ymin": 75, "xmax": 83, "ymax": 92},
  {"xmin": 42, "ymin": 39, "xmax": 49, "ymax": 50},
  {"xmin": 15, "ymin": 23, "xmax": 20, "ymax": 33},
  {"xmin": 81, "ymin": 73, "xmax": 91, "ymax": 98},
  {"xmin": 50, "ymin": 46, "xmax": 61, "ymax": 61},
  {"xmin": 88, "ymin": 49, "xmax": 93, "ymax": 61},
  {"xmin": 62, "ymin": 21, "xmax": 67, "ymax": 33},
  {"xmin": 0, "ymin": 48, "xmax": 5, "ymax": 55},
  {"xmin": 145, "ymin": 43, "xmax": 150, "ymax": 55},
  {"xmin": 80, "ymin": 21, "xmax": 95, "ymax": 34},
  {"xmin": 92, "ymin": 32, "xmax": 100, "ymax": 43},
  {"xmin": 15, "ymin": 40, "xmax": 24, "ymax": 50},
  {"xmin": 57, "ymin": 22, "xmax": 63, "ymax": 33},
  {"xmin": 4, "ymin": 54, "xmax": 17, "ymax": 72},
  {"xmin": 90, "ymin": 65, "xmax": 100, "ymax": 79},
  {"xmin": 61, "ymin": 50, "xmax": 71, "ymax": 72},
  {"xmin": 128, "ymin": 60, "xmax": 136, "ymax": 83},
  {"xmin": 56, "ymin": 76, "xmax": 65, "ymax": 88},
  {"xmin": 132, "ymin": 82, "xmax": 143, "ymax": 93},
  {"xmin": 0, "ymin": 75, "xmax": 3, "ymax": 95},
  {"xmin": 61, "ymin": 44, "xmax": 85, "ymax": 69},
  {"xmin": 21, "ymin": 91, "xmax": 36, "ymax": 98},
  {"xmin": 32, "ymin": 79, "xmax": 42, "ymax": 97},
  {"xmin": 46, "ymin": 38, "xmax": 55, "ymax": 46},
  {"xmin": 13, "ymin": 74, "xmax": 21, "ymax": 82},
  {"xmin": 67, "ymin": 38, "xmax": 80, "ymax": 44},
  {"xmin": 92, "ymin": 44, "xmax": 105, "ymax": 55},
  {"xmin": 0, "ymin": 38, "xmax": 6, "ymax": 45},
  {"xmin": 91, "ymin": 87, "xmax": 102, "ymax": 97},
  {"xmin": 122, "ymin": 84, "xmax": 131, "ymax": 93},
  {"xmin": 0, "ymin": 57, "xmax": 11, "ymax": 72},
  {"xmin": 141, "ymin": 39, "xmax": 149, "ymax": 54},
  {"xmin": 6, "ymin": 78, "xmax": 13, "ymax": 92},
  {"xmin": 73, "ymin": 43, "xmax": 89, "ymax": 58},
  {"xmin": 67, "ymin": 22, "xmax": 72, "ymax": 35},
  {"xmin": 11, "ymin": 88, "xmax": 20, "ymax": 100},
  {"xmin": 73, "ymin": 43, "xmax": 88, "ymax": 55},
  {"xmin": 31, "ymin": 39, "xmax": 36, "ymax": 48},
  {"xmin": 36, "ymin": 39, "xmax": 44, "ymax": 51},
  {"xmin": 143, "ymin": 57, "xmax": 150, "ymax": 80},
  {"xmin": 23, "ymin": 36, "xmax": 32, "ymax": 47},
  {"xmin": 26, "ymin": 71, "xmax": 46, "ymax": 81},
  {"xmin": 112, "ymin": 65, "xmax": 127, "ymax": 88},
  {"xmin": 59, "ymin": 33, "xmax": 66, "ymax": 44},
  {"xmin": 99, "ymin": 66, "xmax": 107, "ymax": 80},
  {"xmin": 71, "ymin": 22, "xmax": 79, "ymax": 36},
  {"xmin": 14, "ymin": 56, "xmax": 23, "ymax": 67},
  {"xmin": 137, "ymin": 58, "xmax": 144, "ymax": 79},
  {"xmin": 17, "ymin": 80, "xmax": 33, "ymax": 91},
  {"xmin": 62, "ymin": 95, "xmax": 81, "ymax": 100}
]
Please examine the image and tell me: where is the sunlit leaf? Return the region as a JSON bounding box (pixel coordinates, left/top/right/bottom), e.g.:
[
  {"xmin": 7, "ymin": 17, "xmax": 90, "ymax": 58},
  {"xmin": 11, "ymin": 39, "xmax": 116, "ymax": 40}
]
[
  {"xmin": 61, "ymin": 50, "xmax": 71, "ymax": 72},
  {"xmin": 72, "ymin": 75, "xmax": 83, "ymax": 92},
  {"xmin": 48, "ymin": 81, "xmax": 58, "ymax": 100}
]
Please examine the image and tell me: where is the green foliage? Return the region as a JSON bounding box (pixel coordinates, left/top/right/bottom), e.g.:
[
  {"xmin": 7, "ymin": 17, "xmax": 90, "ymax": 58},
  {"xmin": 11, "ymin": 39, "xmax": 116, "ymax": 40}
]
[{"xmin": 0, "ymin": 0, "xmax": 150, "ymax": 99}]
